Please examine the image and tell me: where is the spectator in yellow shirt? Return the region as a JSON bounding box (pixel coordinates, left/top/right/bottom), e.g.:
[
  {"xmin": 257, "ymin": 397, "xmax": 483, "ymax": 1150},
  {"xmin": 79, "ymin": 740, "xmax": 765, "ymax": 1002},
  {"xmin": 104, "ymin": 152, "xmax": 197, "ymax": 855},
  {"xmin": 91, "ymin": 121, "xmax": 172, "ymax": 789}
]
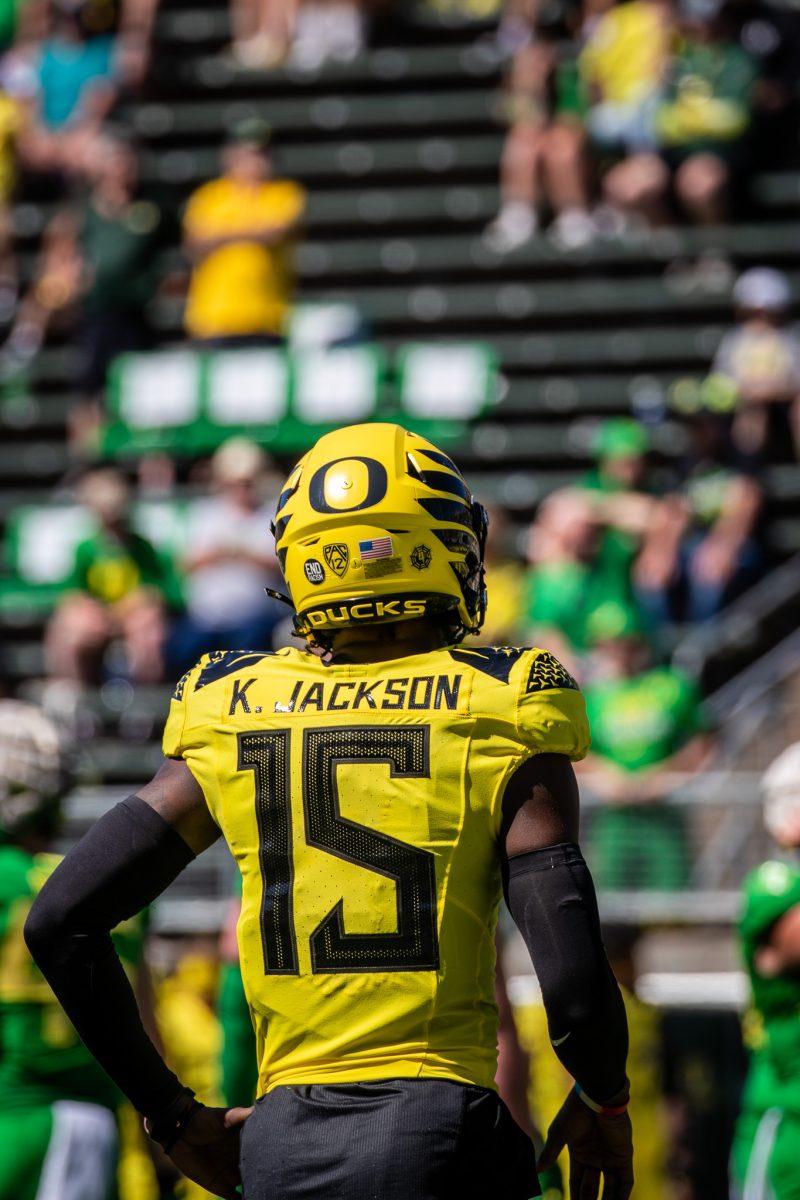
[
  {"xmin": 182, "ymin": 118, "xmax": 305, "ymax": 346},
  {"xmin": 585, "ymin": 0, "xmax": 674, "ymax": 231}
]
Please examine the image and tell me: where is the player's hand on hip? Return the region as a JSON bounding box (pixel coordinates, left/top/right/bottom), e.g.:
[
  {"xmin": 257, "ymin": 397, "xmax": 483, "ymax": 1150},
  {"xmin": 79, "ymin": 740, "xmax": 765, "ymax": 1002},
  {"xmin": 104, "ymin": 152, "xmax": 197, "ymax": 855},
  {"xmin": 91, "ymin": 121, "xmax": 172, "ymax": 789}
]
[
  {"xmin": 537, "ymin": 1087, "xmax": 633, "ymax": 1200},
  {"xmin": 165, "ymin": 1104, "xmax": 253, "ymax": 1200}
]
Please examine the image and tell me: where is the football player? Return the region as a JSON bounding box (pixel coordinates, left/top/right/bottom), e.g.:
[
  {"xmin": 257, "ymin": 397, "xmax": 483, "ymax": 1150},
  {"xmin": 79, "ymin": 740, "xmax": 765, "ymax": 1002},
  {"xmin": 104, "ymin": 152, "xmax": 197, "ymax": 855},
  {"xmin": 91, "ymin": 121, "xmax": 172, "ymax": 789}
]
[
  {"xmin": 26, "ymin": 423, "xmax": 633, "ymax": 1200},
  {"xmin": 0, "ymin": 702, "xmax": 123, "ymax": 1200},
  {"xmin": 732, "ymin": 742, "xmax": 800, "ymax": 1200}
]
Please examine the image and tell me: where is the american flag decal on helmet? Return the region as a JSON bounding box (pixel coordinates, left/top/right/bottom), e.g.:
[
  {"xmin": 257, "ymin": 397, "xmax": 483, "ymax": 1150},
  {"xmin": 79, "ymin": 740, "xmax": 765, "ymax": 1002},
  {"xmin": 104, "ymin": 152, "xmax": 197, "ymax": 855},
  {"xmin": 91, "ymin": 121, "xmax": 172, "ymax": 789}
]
[{"xmin": 359, "ymin": 536, "xmax": 393, "ymax": 562}]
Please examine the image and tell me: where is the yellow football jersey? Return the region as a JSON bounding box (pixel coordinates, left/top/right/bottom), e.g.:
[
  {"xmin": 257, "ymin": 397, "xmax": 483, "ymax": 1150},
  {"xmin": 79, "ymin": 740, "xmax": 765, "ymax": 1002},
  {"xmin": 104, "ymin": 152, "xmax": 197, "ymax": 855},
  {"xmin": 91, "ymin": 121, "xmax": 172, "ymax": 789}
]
[{"xmin": 163, "ymin": 644, "xmax": 589, "ymax": 1096}]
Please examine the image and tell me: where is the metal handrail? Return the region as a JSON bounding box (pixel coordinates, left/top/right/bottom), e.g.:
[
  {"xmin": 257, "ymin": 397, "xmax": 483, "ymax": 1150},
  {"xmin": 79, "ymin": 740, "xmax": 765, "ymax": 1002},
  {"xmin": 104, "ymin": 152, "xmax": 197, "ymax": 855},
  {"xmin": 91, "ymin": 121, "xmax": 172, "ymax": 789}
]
[{"xmin": 673, "ymin": 551, "xmax": 800, "ymax": 689}]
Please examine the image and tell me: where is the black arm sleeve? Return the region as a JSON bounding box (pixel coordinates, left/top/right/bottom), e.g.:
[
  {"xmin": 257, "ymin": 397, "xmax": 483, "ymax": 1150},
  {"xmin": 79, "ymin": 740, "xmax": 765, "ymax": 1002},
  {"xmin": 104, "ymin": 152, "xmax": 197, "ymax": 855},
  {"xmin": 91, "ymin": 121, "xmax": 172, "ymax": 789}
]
[
  {"xmin": 506, "ymin": 842, "xmax": 629, "ymax": 1104},
  {"xmin": 24, "ymin": 796, "xmax": 195, "ymax": 1118}
]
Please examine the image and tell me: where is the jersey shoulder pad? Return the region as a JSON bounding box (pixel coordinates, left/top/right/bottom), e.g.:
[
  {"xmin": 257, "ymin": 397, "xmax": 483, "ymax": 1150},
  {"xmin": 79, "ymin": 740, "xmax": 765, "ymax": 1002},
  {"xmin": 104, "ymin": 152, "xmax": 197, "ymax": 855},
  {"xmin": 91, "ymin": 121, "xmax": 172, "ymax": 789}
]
[
  {"xmin": 514, "ymin": 647, "xmax": 589, "ymax": 762},
  {"xmin": 522, "ymin": 648, "xmax": 579, "ymax": 695},
  {"xmin": 162, "ymin": 649, "xmax": 280, "ymax": 758},
  {"xmin": 448, "ymin": 644, "xmax": 579, "ymax": 692},
  {"xmin": 454, "ymin": 645, "xmax": 589, "ymax": 761}
]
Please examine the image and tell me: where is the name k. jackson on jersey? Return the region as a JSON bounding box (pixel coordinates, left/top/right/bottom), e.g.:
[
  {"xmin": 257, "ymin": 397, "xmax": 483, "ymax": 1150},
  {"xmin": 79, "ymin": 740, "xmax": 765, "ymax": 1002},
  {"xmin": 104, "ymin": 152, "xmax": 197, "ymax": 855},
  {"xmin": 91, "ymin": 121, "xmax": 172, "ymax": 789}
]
[{"xmin": 244, "ymin": 674, "xmax": 464, "ymax": 715}]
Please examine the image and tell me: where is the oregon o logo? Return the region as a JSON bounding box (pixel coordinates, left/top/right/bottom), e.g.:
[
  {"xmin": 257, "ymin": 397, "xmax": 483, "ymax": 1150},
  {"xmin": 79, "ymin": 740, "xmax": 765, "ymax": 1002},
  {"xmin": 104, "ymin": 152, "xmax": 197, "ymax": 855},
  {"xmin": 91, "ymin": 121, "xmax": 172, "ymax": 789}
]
[{"xmin": 308, "ymin": 456, "xmax": 388, "ymax": 514}]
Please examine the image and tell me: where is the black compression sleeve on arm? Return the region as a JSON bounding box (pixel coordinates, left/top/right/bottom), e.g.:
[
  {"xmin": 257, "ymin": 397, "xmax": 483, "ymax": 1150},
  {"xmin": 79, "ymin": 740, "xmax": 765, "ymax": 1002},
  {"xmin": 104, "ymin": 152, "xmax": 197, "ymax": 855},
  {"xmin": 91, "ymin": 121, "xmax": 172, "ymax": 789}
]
[
  {"xmin": 506, "ymin": 842, "xmax": 629, "ymax": 1103},
  {"xmin": 25, "ymin": 796, "xmax": 195, "ymax": 1118}
]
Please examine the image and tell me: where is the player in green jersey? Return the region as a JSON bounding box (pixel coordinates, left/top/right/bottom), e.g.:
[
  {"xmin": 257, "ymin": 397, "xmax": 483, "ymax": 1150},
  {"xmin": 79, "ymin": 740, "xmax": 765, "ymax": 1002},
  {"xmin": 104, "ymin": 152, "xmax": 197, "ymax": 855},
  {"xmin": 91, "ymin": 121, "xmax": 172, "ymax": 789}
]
[
  {"xmin": 0, "ymin": 700, "xmax": 146, "ymax": 1200},
  {"xmin": 732, "ymin": 742, "xmax": 800, "ymax": 1200}
]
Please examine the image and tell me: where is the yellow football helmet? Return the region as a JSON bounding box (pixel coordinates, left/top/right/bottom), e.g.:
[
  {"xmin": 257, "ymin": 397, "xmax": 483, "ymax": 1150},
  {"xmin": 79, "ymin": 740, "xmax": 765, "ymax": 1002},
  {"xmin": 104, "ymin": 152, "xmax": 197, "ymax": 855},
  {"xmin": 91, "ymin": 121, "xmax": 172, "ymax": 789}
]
[{"xmin": 271, "ymin": 423, "xmax": 488, "ymax": 643}]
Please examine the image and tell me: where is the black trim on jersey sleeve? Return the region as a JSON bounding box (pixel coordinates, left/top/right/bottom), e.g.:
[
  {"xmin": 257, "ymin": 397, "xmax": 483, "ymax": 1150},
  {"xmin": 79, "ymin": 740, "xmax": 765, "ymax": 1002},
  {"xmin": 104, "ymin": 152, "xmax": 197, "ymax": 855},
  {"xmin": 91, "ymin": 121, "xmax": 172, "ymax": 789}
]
[
  {"xmin": 24, "ymin": 796, "xmax": 195, "ymax": 1118},
  {"xmin": 194, "ymin": 650, "xmax": 274, "ymax": 691},
  {"xmin": 506, "ymin": 843, "xmax": 629, "ymax": 1104},
  {"xmin": 448, "ymin": 646, "xmax": 524, "ymax": 682}
]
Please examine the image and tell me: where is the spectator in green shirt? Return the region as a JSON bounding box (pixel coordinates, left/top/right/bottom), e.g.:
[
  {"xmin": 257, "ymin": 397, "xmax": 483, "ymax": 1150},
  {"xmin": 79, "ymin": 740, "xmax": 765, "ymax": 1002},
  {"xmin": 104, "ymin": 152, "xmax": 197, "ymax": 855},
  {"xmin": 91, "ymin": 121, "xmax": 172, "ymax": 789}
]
[
  {"xmin": 578, "ymin": 417, "xmax": 707, "ymax": 625},
  {"xmin": 576, "ymin": 604, "xmax": 715, "ymax": 890},
  {"xmin": 524, "ymin": 428, "xmax": 662, "ymax": 669},
  {"xmin": 605, "ymin": 0, "xmax": 758, "ymax": 229},
  {"xmin": 45, "ymin": 466, "xmax": 180, "ymax": 687},
  {"xmin": 524, "ymin": 489, "xmax": 635, "ymax": 669},
  {"xmin": 656, "ymin": 0, "xmax": 758, "ymax": 224},
  {"xmin": 1, "ymin": 131, "xmax": 171, "ymax": 453},
  {"xmin": 583, "ymin": 418, "xmax": 652, "ymax": 494},
  {"xmin": 77, "ymin": 133, "xmax": 171, "ymax": 392},
  {"xmin": 579, "ymin": 418, "xmax": 673, "ymax": 589}
]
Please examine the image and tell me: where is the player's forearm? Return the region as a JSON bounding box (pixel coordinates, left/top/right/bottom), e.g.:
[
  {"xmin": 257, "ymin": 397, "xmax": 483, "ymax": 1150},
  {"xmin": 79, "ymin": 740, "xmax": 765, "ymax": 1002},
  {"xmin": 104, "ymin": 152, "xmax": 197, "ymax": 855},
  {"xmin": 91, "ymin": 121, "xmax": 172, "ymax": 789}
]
[
  {"xmin": 24, "ymin": 796, "xmax": 194, "ymax": 1118},
  {"xmin": 506, "ymin": 842, "xmax": 629, "ymax": 1104}
]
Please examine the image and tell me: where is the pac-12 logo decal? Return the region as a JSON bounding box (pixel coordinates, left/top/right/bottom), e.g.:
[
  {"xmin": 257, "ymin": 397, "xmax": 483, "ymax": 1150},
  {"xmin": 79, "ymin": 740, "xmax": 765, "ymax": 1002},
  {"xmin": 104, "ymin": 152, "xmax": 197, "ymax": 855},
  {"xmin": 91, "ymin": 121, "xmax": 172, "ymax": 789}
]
[
  {"xmin": 323, "ymin": 543, "xmax": 349, "ymax": 577},
  {"xmin": 304, "ymin": 559, "xmax": 326, "ymax": 585},
  {"xmin": 410, "ymin": 544, "xmax": 432, "ymax": 571}
]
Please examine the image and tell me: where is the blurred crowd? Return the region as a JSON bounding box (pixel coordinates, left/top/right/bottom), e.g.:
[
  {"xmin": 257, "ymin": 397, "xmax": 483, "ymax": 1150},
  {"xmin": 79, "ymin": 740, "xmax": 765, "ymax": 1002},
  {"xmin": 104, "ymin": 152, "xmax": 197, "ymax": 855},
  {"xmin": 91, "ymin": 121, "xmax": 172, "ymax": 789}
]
[
  {"xmin": 0, "ymin": 108, "xmax": 305, "ymax": 448},
  {"xmin": 40, "ymin": 400, "xmax": 765, "ymax": 891},
  {"xmin": 44, "ymin": 437, "xmax": 286, "ymax": 690},
  {"xmin": 0, "ymin": 0, "xmax": 793, "ymax": 461},
  {"xmin": 229, "ymin": 0, "xmax": 370, "ymax": 69},
  {"xmin": 486, "ymin": 0, "xmax": 800, "ymax": 251}
]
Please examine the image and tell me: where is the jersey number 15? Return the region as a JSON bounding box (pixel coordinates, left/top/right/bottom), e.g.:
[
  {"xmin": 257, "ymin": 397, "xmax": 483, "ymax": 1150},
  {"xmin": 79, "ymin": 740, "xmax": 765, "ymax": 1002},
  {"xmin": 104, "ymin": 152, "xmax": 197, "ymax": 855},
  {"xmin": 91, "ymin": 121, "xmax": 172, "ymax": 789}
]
[{"xmin": 238, "ymin": 726, "xmax": 440, "ymax": 976}]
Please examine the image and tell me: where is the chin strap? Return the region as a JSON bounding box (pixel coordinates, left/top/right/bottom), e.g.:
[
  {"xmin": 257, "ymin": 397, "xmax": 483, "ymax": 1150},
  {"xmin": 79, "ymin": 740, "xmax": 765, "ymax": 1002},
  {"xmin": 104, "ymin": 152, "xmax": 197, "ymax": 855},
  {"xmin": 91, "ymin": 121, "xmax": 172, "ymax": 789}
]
[
  {"xmin": 265, "ymin": 587, "xmax": 294, "ymax": 608},
  {"xmin": 265, "ymin": 586, "xmax": 329, "ymax": 650},
  {"xmin": 305, "ymin": 629, "xmax": 334, "ymax": 655}
]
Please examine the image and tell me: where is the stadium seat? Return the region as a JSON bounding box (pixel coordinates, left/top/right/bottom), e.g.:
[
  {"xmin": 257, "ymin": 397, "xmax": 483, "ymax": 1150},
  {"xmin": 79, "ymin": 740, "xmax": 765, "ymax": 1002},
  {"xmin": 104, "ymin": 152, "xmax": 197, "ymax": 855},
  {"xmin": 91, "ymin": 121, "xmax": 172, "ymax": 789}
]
[
  {"xmin": 289, "ymin": 302, "xmax": 366, "ymax": 347},
  {"xmin": 205, "ymin": 350, "xmax": 290, "ymax": 438},
  {"xmin": 397, "ymin": 342, "xmax": 497, "ymax": 423},
  {"xmin": 104, "ymin": 345, "xmax": 390, "ymax": 455},
  {"xmin": 1, "ymin": 505, "xmax": 95, "ymax": 613},
  {"xmin": 292, "ymin": 344, "xmax": 384, "ymax": 426},
  {"xmin": 105, "ymin": 350, "xmax": 203, "ymax": 455}
]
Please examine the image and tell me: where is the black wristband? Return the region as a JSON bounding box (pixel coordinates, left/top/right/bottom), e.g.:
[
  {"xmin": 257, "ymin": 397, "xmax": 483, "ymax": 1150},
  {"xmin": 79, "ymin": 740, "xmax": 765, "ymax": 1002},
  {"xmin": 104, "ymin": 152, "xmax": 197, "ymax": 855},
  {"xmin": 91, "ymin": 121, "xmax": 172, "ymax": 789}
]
[{"xmin": 145, "ymin": 1088, "xmax": 202, "ymax": 1151}]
